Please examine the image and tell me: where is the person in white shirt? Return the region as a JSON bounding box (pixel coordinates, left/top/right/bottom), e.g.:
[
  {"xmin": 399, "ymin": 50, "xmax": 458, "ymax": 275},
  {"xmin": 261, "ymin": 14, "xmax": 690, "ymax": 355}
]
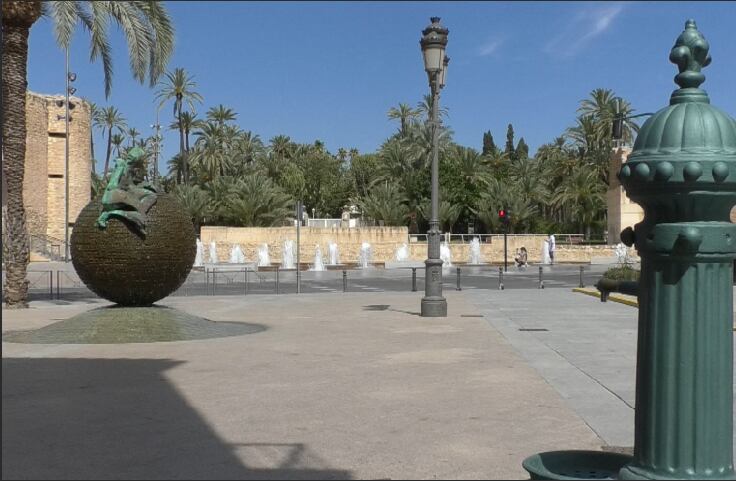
[{"xmin": 548, "ymin": 234, "xmax": 556, "ymax": 265}]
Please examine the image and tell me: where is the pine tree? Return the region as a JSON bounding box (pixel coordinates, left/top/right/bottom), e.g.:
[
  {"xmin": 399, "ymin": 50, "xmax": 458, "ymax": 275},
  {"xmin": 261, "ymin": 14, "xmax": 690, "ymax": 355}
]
[
  {"xmin": 482, "ymin": 130, "xmax": 496, "ymax": 156},
  {"xmin": 516, "ymin": 137, "xmax": 529, "ymax": 160},
  {"xmin": 505, "ymin": 123, "xmax": 516, "ymax": 158}
]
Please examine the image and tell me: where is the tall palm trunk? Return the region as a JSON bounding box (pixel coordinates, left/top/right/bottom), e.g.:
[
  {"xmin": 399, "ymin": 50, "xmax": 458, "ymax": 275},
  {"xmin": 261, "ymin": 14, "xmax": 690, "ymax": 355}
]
[
  {"xmin": 2, "ymin": 1, "xmax": 42, "ymax": 308},
  {"xmin": 179, "ymin": 117, "xmax": 187, "ymax": 184},
  {"xmin": 103, "ymin": 126, "xmax": 113, "ymax": 177},
  {"xmin": 175, "ymin": 96, "xmax": 188, "ymax": 184},
  {"xmin": 90, "ymin": 132, "xmax": 96, "ymax": 175}
]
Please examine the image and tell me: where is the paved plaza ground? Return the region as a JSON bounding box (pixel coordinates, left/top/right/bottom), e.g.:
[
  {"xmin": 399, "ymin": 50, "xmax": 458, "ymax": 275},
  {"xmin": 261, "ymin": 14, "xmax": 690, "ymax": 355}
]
[{"xmin": 2, "ymin": 286, "xmax": 734, "ymax": 479}]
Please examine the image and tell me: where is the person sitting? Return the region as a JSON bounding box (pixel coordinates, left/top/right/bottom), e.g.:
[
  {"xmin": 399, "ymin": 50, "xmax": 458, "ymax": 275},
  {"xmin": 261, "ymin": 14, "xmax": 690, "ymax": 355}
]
[{"xmin": 515, "ymin": 247, "xmax": 528, "ymax": 269}]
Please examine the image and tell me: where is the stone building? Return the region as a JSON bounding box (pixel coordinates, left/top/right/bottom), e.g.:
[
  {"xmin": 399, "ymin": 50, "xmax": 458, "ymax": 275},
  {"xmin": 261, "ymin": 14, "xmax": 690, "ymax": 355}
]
[
  {"xmin": 607, "ymin": 147, "xmax": 644, "ymax": 245},
  {"xmin": 1, "ymin": 91, "xmax": 92, "ymax": 259}
]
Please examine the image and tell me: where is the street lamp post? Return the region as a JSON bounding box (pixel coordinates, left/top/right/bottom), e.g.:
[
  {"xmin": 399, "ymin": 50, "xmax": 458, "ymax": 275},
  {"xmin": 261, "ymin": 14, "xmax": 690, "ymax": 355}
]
[
  {"xmin": 151, "ymin": 104, "xmax": 163, "ymax": 180},
  {"xmin": 420, "ymin": 17, "xmax": 449, "ymax": 318},
  {"xmin": 63, "ymin": 48, "xmax": 77, "ymax": 262}
]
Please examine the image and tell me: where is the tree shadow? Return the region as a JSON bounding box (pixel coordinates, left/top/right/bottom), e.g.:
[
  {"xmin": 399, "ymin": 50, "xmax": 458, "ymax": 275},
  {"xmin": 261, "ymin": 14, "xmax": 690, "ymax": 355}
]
[{"xmin": 2, "ymin": 358, "xmax": 352, "ymax": 480}]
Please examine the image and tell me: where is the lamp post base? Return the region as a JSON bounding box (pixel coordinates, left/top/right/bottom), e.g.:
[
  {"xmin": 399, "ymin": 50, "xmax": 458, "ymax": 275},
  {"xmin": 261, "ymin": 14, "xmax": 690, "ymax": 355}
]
[{"xmin": 421, "ymin": 296, "xmax": 447, "ymax": 317}]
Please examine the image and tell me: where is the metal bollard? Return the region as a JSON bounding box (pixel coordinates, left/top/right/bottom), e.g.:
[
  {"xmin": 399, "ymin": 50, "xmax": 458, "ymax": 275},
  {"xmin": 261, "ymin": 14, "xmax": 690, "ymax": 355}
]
[
  {"xmin": 276, "ymin": 267, "xmax": 280, "ymax": 294},
  {"xmin": 579, "ymin": 265, "xmax": 585, "ymax": 288},
  {"xmin": 205, "ymin": 268, "xmax": 209, "ymax": 294},
  {"xmin": 499, "ymin": 266, "xmax": 504, "ymax": 290},
  {"xmin": 342, "ymin": 270, "xmax": 347, "ymax": 292},
  {"xmin": 212, "ymin": 269, "xmax": 217, "ymax": 295},
  {"xmin": 456, "ymin": 267, "xmax": 462, "ymax": 291},
  {"xmin": 411, "ymin": 267, "xmax": 417, "ymax": 292},
  {"xmin": 49, "ymin": 271, "xmax": 53, "ymax": 300},
  {"xmin": 244, "ymin": 268, "xmax": 248, "ymax": 295},
  {"xmin": 538, "ymin": 266, "xmax": 544, "ymax": 289},
  {"xmin": 56, "ymin": 270, "xmax": 60, "ymax": 299}
]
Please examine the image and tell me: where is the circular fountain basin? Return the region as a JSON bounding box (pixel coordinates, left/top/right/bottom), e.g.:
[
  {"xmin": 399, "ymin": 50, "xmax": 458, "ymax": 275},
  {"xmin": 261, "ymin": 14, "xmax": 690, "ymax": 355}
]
[
  {"xmin": 522, "ymin": 450, "xmax": 632, "ymax": 480},
  {"xmin": 2, "ymin": 306, "xmax": 265, "ymax": 344}
]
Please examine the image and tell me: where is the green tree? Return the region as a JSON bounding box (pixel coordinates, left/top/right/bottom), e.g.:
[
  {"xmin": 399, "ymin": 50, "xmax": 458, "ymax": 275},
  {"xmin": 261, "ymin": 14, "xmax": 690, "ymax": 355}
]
[
  {"xmin": 551, "ymin": 165, "xmax": 606, "ymax": 239},
  {"xmin": 516, "ymin": 137, "xmax": 529, "ymax": 160},
  {"xmin": 418, "ymin": 196, "xmax": 462, "ymax": 233},
  {"xmin": 88, "ymin": 101, "xmax": 98, "ymax": 174},
  {"xmin": 355, "ymin": 182, "xmax": 409, "ymax": 226},
  {"xmin": 171, "ymin": 184, "xmax": 212, "ymax": 232},
  {"xmin": 504, "ymin": 123, "xmax": 516, "ymax": 159},
  {"xmin": 156, "ymin": 67, "xmax": 203, "ymax": 185},
  {"xmin": 126, "ymin": 127, "xmax": 140, "ymax": 147},
  {"xmin": 222, "ymin": 174, "xmax": 294, "ymax": 227},
  {"xmin": 206, "ymin": 104, "xmax": 237, "ymax": 126},
  {"xmin": 387, "ymin": 102, "xmax": 420, "ymax": 137},
  {"xmin": 110, "ymin": 132, "xmax": 126, "ymax": 158},
  {"xmin": 93, "ymin": 106, "xmax": 127, "ymax": 178},
  {"xmin": 416, "ymin": 93, "xmax": 449, "ymax": 121},
  {"xmin": 482, "ymin": 130, "xmax": 497, "ymax": 156}
]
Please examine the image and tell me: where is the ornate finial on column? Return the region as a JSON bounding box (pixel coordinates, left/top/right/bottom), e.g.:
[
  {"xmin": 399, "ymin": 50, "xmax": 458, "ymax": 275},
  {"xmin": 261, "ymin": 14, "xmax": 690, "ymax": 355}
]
[{"xmin": 669, "ymin": 19, "xmax": 711, "ymax": 90}]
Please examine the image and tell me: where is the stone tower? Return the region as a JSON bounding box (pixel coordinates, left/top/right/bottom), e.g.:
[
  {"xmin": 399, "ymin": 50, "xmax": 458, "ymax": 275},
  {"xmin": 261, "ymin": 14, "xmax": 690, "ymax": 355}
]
[
  {"xmin": 607, "ymin": 146, "xmax": 644, "ymax": 244},
  {"xmin": 1, "ymin": 91, "xmax": 92, "ymax": 259}
]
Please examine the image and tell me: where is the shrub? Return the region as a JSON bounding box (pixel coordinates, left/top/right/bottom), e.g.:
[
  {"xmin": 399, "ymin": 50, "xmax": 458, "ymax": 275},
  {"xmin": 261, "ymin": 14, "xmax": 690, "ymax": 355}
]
[{"xmin": 603, "ymin": 265, "xmax": 640, "ymax": 281}]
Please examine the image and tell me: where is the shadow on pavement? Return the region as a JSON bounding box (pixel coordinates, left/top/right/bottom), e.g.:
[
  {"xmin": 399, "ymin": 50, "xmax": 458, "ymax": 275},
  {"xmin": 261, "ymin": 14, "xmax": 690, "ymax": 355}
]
[{"xmin": 2, "ymin": 358, "xmax": 352, "ymax": 480}]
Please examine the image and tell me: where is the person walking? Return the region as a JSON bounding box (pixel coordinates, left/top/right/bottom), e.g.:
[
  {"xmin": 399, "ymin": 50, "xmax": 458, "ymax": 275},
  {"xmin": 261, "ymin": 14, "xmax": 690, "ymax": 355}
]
[
  {"xmin": 548, "ymin": 234, "xmax": 556, "ymax": 265},
  {"xmin": 548, "ymin": 234, "xmax": 556, "ymax": 264}
]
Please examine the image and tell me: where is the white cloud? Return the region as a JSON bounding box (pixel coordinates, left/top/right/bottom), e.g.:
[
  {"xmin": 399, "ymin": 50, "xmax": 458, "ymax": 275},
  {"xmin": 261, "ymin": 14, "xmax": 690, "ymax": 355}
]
[
  {"xmin": 545, "ymin": 3, "xmax": 625, "ymax": 58},
  {"xmin": 478, "ymin": 38, "xmax": 504, "ymax": 57}
]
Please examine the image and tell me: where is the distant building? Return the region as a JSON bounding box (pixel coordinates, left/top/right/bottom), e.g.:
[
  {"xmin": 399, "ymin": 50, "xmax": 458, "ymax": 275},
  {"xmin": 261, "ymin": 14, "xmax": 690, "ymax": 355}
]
[
  {"xmin": 1, "ymin": 91, "xmax": 91, "ymax": 259},
  {"xmin": 607, "ymin": 147, "xmax": 643, "ymax": 245}
]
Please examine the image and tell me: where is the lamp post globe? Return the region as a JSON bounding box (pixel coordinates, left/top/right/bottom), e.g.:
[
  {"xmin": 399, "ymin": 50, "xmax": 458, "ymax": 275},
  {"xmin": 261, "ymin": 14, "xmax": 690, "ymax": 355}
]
[{"xmin": 420, "ymin": 17, "xmax": 448, "ymax": 317}]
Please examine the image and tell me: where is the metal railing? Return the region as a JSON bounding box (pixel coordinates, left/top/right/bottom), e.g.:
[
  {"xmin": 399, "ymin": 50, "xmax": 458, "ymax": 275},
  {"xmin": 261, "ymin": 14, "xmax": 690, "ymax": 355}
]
[
  {"xmin": 2, "ymin": 264, "xmax": 601, "ymax": 302},
  {"xmin": 407, "ymin": 233, "xmax": 587, "ymax": 244},
  {"xmin": 29, "ymin": 233, "xmax": 67, "ymax": 261},
  {"xmin": 306, "ymin": 218, "xmax": 343, "ymax": 229}
]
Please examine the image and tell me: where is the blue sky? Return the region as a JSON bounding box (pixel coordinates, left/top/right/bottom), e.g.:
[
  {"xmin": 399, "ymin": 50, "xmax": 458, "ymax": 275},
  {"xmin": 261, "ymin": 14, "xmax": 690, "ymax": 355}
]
[{"xmin": 27, "ymin": 1, "xmax": 736, "ymax": 174}]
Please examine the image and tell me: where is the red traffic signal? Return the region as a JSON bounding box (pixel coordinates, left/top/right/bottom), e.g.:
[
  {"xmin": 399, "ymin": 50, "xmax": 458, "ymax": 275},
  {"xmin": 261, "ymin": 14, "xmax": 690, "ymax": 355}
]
[{"xmin": 498, "ymin": 209, "xmax": 510, "ymax": 223}]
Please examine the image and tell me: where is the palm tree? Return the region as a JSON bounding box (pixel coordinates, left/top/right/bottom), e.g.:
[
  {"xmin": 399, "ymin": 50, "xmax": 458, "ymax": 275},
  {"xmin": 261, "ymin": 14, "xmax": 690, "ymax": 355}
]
[
  {"xmin": 417, "ymin": 196, "xmax": 462, "ymax": 233},
  {"xmin": 269, "ymin": 135, "xmax": 293, "ymax": 159},
  {"xmin": 167, "ymin": 153, "xmax": 185, "ymax": 185},
  {"xmin": 354, "ymin": 182, "xmax": 409, "ymax": 226},
  {"xmin": 232, "ymin": 130, "xmax": 264, "ymax": 171},
  {"xmin": 222, "ymin": 175, "xmax": 294, "ymax": 227},
  {"xmin": 126, "ymin": 127, "xmax": 140, "ymax": 147},
  {"xmin": 88, "ymin": 101, "xmax": 98, "ymax": 174},
  {"xmin": 2, "ymin": 1, "xmax": 173, "ymax": 308},
  {"xmin": 156, "ymin": 67, "xmax": 203, "ymax": 185},
  {"xmin": 206, "ymin": 104, "xmax": 237, "ymax": 125},
  {"xmin": 551, "ymin": 166, "xmax": 606, "ymax": 239},
  {"xmin": 416, "ymin": 93, "xmax": 449, "ymax": 121},
  {"xmin": 171, "ymin": 184, "xmax": 212, "ymax": 233},
  {"xmin": 169, "ymin": 111, "xmax": 200, "ymax": 160},
  {"xmin": 336, "ymin": 148, "xmax": 348, "ymax": 163},
  {"xmin": 190, "ymin": 121, "xmax": 232, "ymax": 180},
  {"xmin": 387, "ymin": 102, "xmax": 420, "ymax": 136},
  {"xmin": 578, "ymin": 88, "xmax": 638, "ymax": 145},
  {"xmin": 93, "ymin": 106, "xmax": 127, "ymax": 178},
  {"xmin": 110, "ymin": 133, "xmax": 126, "ymax": 159}
]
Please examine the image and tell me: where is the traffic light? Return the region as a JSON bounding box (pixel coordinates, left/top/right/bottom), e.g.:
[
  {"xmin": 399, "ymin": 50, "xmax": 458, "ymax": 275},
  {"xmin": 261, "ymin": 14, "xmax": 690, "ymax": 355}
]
[
  {"xmin": 612, "ymin": 112, "xmax": 624, "ymax": 140},
  {"xmin": 498, "ymin": 208, "xmax": 510, "ymax": 225}
]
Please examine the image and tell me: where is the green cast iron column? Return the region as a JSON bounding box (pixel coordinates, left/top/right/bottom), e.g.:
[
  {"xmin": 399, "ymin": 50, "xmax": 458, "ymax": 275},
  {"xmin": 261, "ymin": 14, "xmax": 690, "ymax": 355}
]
[{"xmin": 617, "ymin": 20, "xmax": 736, "ymax": 480}]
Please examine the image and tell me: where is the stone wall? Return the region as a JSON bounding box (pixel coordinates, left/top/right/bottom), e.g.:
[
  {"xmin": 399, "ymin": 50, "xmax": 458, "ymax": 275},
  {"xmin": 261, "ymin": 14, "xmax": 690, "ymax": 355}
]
[
  {"xmin": 200, "ymin": 226, "xmax": 409, "ymax": 264},
  {"xmin": 44, "ymin": 92, "xmax": 92, "ymax": 242},
  {"xmin": 607, "ymin": 147, "xmax": 644, "ymax": 245},
  {"xmin": 2, "ymin": 91, "xmax": 92, "ymax": 254},
  {"xmin": 200, "ymin": 227, "xmax": 622, "ymax": 265}
]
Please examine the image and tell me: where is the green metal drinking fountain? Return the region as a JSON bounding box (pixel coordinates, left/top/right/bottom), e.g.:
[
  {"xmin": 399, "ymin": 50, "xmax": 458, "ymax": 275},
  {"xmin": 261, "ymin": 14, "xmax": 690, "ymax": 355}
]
[{"xmin": 523, "ymin": 20, "xmax": 736, "ymax": 480}]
